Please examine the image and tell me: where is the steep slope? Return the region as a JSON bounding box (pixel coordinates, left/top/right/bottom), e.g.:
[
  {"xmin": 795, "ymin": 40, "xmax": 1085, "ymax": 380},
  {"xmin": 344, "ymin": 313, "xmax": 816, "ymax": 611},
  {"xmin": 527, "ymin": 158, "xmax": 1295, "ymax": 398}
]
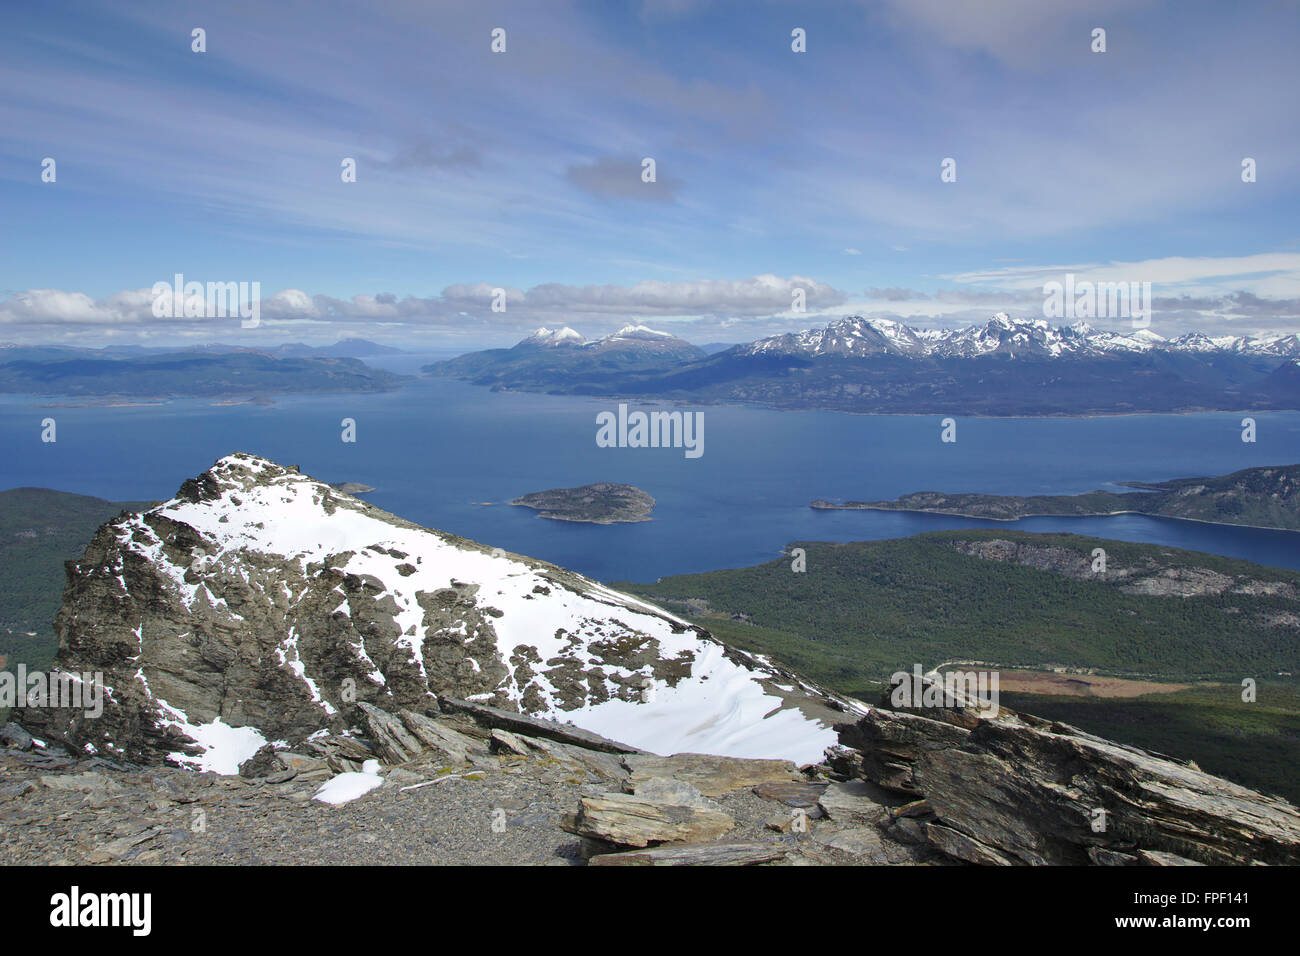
[
  {"xmin": 0, "ymin": 489, "xmax": 155, "ymax": 672},
  {"xmin": 18, "ymin": 454, "xmax": 848, "ymax": 772}
]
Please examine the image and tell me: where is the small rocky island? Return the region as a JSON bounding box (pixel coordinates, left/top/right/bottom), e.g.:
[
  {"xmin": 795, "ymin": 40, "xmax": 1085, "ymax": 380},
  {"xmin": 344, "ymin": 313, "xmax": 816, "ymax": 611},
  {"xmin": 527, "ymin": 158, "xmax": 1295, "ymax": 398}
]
[{"xmin": 511, "ymin": 482, "xmax": 654, "ymax": 524}]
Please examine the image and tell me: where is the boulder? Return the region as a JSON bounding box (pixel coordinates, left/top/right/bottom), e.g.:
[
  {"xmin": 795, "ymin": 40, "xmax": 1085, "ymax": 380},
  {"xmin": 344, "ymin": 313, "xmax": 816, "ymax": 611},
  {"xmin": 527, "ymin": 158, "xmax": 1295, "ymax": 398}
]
[
  {"xmin": 0, "ymin": 722, "xmax": 34, "ymax": 751},
  {"xmin": 398, "ymin": 709, "xmax": 477, "ymax": 763},
  {"xmin": 437, "ymin": 697, "xmax": 643, "ymax": 755},
  {"xmin": 489, "ymin": 729, "xmax": 531, "ymax": 757},
  {"xmin": 561, "ymin": 792, "xmax": 735, "ymax": 847},
  {"xmin": 622, "ymin": 753, "xmax": 802, "ymax": 797},
  {"xmin": 357, "ymin": 702, "xmax": 423, "ymax": 764},
  {"xmin": 817, "ymin": 780, "xmax": 889, "ymax": 826}
]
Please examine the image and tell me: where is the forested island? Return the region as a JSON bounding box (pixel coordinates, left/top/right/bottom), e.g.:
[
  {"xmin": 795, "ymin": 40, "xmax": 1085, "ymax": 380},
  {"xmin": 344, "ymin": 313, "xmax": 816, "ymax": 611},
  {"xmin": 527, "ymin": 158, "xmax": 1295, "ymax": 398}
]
[{"xmin": 511, "ymin": 483, "xmax": 655, "ymax": 524}]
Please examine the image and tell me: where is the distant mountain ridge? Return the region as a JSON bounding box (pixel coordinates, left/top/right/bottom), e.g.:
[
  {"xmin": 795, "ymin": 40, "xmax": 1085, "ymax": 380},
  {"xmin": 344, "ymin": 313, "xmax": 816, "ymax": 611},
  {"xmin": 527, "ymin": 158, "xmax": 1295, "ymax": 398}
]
[
  {"xmin": 425, "ymin": 315, "xmax": 1300, "ymax": 414},
  {"xmin": 424, "ymin": 324, "xmax": 705, "ymax": 391},
  {"xmin": 0, "ymin": 348, "xmax": 406, "ymax": 398}
]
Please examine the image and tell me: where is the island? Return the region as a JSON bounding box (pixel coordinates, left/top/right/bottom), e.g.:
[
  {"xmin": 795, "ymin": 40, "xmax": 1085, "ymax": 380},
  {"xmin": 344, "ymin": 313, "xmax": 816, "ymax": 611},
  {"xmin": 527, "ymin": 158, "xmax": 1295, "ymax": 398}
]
[
  {"xmin": 510, "ymin": 483, "xmax": 654, "ymax": 524},
  {"xmin": 811, "ymin": 464, "xmax": 1300, "ymax": 532}
]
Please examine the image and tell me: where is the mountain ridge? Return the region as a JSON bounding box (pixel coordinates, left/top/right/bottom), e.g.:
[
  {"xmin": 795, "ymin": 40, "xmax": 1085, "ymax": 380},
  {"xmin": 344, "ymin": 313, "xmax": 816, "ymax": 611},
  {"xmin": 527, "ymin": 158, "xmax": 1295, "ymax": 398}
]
[{"xmin": 425, "ymin": 314, "xmax": 1300, "ymax": 414}]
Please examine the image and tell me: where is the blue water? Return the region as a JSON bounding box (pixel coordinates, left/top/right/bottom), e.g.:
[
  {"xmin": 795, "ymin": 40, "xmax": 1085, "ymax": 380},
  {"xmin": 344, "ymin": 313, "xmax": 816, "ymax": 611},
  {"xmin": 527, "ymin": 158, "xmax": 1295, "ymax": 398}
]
[{"xmin": 2, "ymin": 375, "xmax": 1298, "ymax": 581}]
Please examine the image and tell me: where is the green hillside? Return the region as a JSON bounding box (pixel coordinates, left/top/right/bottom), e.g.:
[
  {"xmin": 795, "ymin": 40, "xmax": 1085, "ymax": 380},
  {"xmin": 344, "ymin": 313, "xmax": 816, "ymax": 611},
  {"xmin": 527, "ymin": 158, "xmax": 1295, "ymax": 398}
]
[{"xmin": 0, "ymin": 487, "xmax": 152, "ymax": 673}]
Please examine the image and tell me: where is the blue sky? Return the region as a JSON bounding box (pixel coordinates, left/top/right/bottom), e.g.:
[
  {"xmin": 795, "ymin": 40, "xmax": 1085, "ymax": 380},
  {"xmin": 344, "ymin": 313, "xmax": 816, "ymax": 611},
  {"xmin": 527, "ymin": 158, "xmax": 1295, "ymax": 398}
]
[{"xmin": 2, "ymin": 0, "xmax": 1298, "ymax": 347}]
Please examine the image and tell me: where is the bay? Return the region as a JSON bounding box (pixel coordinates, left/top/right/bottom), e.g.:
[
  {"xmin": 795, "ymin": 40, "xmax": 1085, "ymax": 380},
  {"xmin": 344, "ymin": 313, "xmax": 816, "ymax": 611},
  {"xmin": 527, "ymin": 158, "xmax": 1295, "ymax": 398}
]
[{"xmin": 2, "ymin": 373, "xmax": 1298, "ymax": 581}]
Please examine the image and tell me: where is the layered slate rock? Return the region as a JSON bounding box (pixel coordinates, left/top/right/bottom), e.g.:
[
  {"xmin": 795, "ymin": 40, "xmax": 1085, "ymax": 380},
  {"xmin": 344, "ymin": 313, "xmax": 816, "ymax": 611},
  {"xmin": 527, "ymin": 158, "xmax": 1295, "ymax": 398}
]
[
  {"xmin": 835, "ymin": 691, "xmax": 1300, "ymax": 866},
  {"xmin": 18, "ymin": 453, "xmax": 849, "ymax": 771}
]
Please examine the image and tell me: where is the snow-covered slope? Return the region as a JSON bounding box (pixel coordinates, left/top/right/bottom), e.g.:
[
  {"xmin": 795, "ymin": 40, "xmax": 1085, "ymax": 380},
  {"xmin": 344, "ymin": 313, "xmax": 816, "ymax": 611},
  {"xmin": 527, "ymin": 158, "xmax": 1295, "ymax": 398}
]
[
  {"xmin": 33, "ymin": 454, "xmax": 851, "ymax": 772},
  {"xmin": 520, "ymin": 326, "xmax": 586, "ymax": 347}
]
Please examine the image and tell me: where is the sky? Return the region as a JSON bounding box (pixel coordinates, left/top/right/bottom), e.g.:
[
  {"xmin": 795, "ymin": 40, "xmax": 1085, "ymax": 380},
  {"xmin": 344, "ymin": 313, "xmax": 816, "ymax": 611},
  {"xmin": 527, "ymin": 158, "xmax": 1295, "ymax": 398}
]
[{"xmin": 1, "ymin": 0, "xmax": 1298, "ymax": 348}]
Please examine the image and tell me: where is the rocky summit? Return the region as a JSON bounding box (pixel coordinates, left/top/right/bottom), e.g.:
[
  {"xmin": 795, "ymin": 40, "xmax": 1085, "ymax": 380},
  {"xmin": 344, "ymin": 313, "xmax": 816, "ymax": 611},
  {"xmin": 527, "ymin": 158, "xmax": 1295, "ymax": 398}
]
[{"xmin": 16, "ymin": 453, "xmax": 850, "ymax": 774}]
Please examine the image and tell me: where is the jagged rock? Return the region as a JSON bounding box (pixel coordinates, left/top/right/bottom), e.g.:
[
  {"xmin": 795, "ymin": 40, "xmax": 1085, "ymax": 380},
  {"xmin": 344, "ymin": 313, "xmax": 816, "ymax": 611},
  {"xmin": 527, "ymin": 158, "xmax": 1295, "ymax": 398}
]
[
  {"xmin": 588, "ymin": 841, "xmax": 787, "ymax": 866},
  {"xmin": 489, "ymin": 728, "xmax": 531, "ymax": 756},
  {"xmin": 305, "ymin": 736, "xmax": 376, "ymax": 762},
  {"xmin": 622, "ymin": 753, "xmax": 802, "ymax": 797},
  {"xmin": 357, "ymin": 702, "xmax": 423, "ymax": 764},
  {"xmin": 751, "ymin": 781, "xmax": 827, "ymax": 808},
  {"xmin": 438, "ymin": 697, "xmax": 643, "ymax": 755},
  {"xmin": 926, "ymin": 822, "xmax": 1019, "ymax": 866},
  {"xmin": 1139, "ymin": 849, "xmax": 1205, "ymax": 866},
  {"xmin": 622, "ymin": 777, "xmax": 716, "ymax": 808},
  {"xmin": 811, "ymin": 826, "xmax": 892, "ymax": 862},
  {"xmin": 274, "ymin": 752, "xmax": 324, "ymax": 773},
  {"xmin": 561, "ymin": 792, "xmax": 735, "ymax": 847},
  {"xmin": 238, "ymin": 745, "xmax": 282, "ymax": 778},
  {"xmin": 0, "ymin": 780, "xmax": 37, "ymax": 802},
  {"xmin": 837, "ymin": 694, "xmax": 1300, "ymax": 866},
  {"xmin": 0, "ymin": 722, "xmax": 33, "ymax": 751},
  {"xmin": 817, "ymin": 780, "xmax": 889, "ymax": 825},
  {"xmin": 764, "ymin": 810, "xmax": 811, "ymax": 833},
  {"xmin": 525, "ymin": 736, "xmax": 626, "ymax": 784},
  {"xmin": 892, "ymin": 798, "xmax": 933, "ymax": 819},
  {"xmin": 39, "ymin": 771, "xmax": 122, "ymax": 794},
  {"xmin": 822, "ymin": 744, "xmax": 865, "ymax": 780},
  {"xmin": 835, "ymin": 707, "xmax": 971, "ymax": 794},
  {"xmin": 398, "ymin": 709, "xmax": 477, "ymax": 763}
]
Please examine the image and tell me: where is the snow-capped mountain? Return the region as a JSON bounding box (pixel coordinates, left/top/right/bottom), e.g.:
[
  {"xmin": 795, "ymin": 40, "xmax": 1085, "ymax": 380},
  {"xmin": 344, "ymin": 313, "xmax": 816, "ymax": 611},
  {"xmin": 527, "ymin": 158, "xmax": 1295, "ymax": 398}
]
[
  {"xmin": 742, "ymin": 314, "xmax": 1300, "ymax": 361},
  {"xmin": 424, "ymin": 324, "xmax": 705, "ymax": 385},
  {"xmin": 22, "ymin": 454, "xmax": 850, "ymax": 772},
  {"xmin": 745, "ymin": 316, "xmax": 932, "ymax": 358},
  {"xmin": 520, "ymin": 326, "xmax": 586, "ymax": 347}
]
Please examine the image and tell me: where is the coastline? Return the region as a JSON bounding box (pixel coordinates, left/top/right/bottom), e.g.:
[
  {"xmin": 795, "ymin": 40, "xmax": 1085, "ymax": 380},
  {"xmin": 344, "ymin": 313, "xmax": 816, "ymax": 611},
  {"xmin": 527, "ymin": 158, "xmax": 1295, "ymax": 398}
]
[{"xmin": 809, "ymin": 502, "xmax": 1300, "ymax": 535}]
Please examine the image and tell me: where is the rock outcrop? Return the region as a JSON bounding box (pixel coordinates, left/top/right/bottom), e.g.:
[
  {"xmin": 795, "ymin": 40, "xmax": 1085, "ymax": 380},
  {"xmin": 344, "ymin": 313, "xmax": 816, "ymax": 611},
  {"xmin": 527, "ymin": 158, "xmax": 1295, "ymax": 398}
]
[
  {"xmin": 834, "ymin": 687, "xmax": 1300, "ymax": 865},
  {"xmin": 17, "ymin": 453, "xmax": 853, "ymax": 771}
]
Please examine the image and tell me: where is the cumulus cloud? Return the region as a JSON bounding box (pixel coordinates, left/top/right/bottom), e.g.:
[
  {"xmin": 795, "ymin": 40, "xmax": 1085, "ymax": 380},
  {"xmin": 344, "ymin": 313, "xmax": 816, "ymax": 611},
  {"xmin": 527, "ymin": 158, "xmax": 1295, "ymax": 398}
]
[{"xmin": 0, "ymin": 275, "xmax": 848, "ymax": 345}]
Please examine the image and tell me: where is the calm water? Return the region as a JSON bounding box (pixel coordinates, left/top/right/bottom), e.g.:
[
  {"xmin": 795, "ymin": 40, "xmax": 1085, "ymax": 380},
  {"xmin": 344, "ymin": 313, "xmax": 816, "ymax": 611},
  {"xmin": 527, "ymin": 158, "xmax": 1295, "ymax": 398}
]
[{"xmin": 2, "ymin": 373, "xmax": 1298, "ymax": 581}]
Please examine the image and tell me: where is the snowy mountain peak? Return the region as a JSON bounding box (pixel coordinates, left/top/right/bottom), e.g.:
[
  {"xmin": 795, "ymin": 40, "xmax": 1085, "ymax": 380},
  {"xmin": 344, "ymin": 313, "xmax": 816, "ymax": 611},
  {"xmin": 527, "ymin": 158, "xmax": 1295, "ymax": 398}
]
[
  {"xmin": 744, "ymin": 314, "xmax": 1297, "ymax": 361},
  {"xmin": 606, "ymin": 324, "xmax": 677, "ymax": 340},
  {"xmin": 522, "ymin": 326, "xmax": 586, "ymax": 347},
  {"xmin": 27, "ymin": 453, "xmax": 848, "ymax": 772}
]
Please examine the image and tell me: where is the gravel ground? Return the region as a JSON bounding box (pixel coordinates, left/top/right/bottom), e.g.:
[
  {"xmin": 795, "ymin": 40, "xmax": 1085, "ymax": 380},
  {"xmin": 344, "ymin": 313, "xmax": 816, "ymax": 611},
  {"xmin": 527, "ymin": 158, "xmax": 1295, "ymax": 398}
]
[{"xmin": 0, "ymin": 747, "xmax": 851, "ymax": 866}]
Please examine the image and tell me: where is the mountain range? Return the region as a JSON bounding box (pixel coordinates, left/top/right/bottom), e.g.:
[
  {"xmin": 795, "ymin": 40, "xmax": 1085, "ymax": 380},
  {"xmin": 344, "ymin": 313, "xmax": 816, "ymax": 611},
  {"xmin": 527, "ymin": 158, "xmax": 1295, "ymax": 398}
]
[
  {"xmin": 424, "ymin": 324, "xmax": 705, "ymax": 391},
  {"xmin": 0, "ymin": 347, "xmax": 406, "ymax": 398},
  {"xmin": 425, "ymin": 314, "xmax": 1300, "ymax": 415}
]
